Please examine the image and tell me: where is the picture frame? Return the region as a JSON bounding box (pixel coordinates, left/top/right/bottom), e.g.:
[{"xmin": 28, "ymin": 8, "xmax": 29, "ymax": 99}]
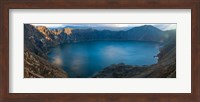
[{"xmin": 0, "ymin": 0, "xmax": 200, "ymax": 102}]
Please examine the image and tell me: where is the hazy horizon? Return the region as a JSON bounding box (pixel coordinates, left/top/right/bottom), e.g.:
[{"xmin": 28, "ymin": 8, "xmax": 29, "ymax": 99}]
[{"xmin": 30, "ymin": 24, "xmax": 176, "ymax": 31}]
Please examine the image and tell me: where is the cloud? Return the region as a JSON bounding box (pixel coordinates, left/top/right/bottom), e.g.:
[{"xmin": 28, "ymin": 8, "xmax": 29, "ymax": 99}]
[
  {"xmin": 153, "ymin": 24, "xmax": 176, "ymax": 31},
  {"xmin": 31, "ymin": 24, "xmax": 65, "ymax": 28}
]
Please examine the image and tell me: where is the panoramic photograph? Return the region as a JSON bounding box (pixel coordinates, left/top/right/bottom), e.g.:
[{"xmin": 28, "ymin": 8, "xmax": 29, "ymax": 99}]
[{"xmin": 24, "ymin": 23, "xmax": 176, "ymax": 78}]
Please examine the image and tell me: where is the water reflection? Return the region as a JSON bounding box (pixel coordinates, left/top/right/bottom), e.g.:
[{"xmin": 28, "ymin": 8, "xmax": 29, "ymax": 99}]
[
  {"xmin": 52, "ymin": 56, "xmax": 63, "ymax": 65},
  {"xmin": 70, "ymin": 56, "xmax": 85, "ymax": 75},
  {"xmin": 50, "ymin": 47, "xmax": 63, "ymax": 66}
]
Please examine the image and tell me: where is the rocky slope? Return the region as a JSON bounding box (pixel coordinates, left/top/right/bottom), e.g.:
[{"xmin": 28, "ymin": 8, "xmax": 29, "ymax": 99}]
[
  {"xmin": 24, "ymin": 48, "xmax": 68, "ymax": 78},
  {"xmin": 93, "ymin": 30, "xmax": 176, "ymax": 78},
  {"xmin": 24, "ymin": 25, "xmax": 68, "ymax": 78}
]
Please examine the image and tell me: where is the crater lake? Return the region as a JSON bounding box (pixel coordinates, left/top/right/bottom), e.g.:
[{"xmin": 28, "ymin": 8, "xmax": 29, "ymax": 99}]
[{"xmin": 47, "ymin": 41, "xmax": 160, "ymax": 78}]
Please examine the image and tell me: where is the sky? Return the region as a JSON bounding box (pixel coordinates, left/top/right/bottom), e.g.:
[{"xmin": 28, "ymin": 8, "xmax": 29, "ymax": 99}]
[{"xmin": 31, "ymin": 24, "xmax": 176, "ymax": 31}]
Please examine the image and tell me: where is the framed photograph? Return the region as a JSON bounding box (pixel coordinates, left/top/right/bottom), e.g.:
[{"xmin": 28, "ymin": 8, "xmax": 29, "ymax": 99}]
[
  {"xmin": 1, "ymin": 0, "xmax": 200, "ymax": 102},
  {"xmin": 24, "ymin": 23, "xmax": 177, "ymax": 78}
]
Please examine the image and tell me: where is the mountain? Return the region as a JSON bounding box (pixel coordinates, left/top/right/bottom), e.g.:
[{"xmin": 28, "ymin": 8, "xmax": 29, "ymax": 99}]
[
  {"xmin": 125, "ymin": 25, "xmax": 164, "ymax": 42},
  {"xmin": 24, "ymin": 24, "xmax": 49, "ymax": 59},
  {"xmin": 49, "ymin": 25, "xmax": 133, "ymax": 31},
  {"xmin": 24, "ymin": 25, "xmax": 68, "ymax": 78},
  {"xmin": 32, "ymin": 24, "xmax": 168, "ymax": 44}
]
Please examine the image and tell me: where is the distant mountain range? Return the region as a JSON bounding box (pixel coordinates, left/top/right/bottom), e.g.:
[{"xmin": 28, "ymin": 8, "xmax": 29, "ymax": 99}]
[{"xmin": 48, "ymin": 25, "xmax": 133, "ymax": 31}]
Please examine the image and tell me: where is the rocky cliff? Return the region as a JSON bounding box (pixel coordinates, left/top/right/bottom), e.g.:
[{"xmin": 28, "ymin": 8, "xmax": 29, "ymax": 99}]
[
  {"xmin": 24, "ymin": 48, "xmax": 68, "ymax": 78},
  {"xmin": 24, "ymin": 25, "xmax": 68, "ymax": 78}
]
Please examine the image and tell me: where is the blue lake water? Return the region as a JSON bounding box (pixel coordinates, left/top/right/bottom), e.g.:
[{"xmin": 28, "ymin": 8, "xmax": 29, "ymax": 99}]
[{"xmin": 47, "ymin": 41, "xmax": 160, "ymax": 78}]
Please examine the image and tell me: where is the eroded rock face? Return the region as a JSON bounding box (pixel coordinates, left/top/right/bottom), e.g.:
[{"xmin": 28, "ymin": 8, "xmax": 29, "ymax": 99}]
[
  {"xmin": 24, "ymin": 49, "xmax": 68, "ymax": 78},
  {"xmin": 24, "ymin": 24, "xmax": 50, "ymax": 59},
  {"xmin": 36, "ymin": 26, "xmax": 49, "ymax": 35},
  {"xmin": 50, "ymin": 29, "xmax": 62, "ymax": 35},
  {"xmin": 64, "ymin": 28, "xmax": 72, "ymax": 35},
  {"xmin": 36, "ymin": 26, "xmax": 52, "ymax": 40},
  {"xmin": 24, "ymin": 25, "xmax": 69, "ymax": 78}
]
